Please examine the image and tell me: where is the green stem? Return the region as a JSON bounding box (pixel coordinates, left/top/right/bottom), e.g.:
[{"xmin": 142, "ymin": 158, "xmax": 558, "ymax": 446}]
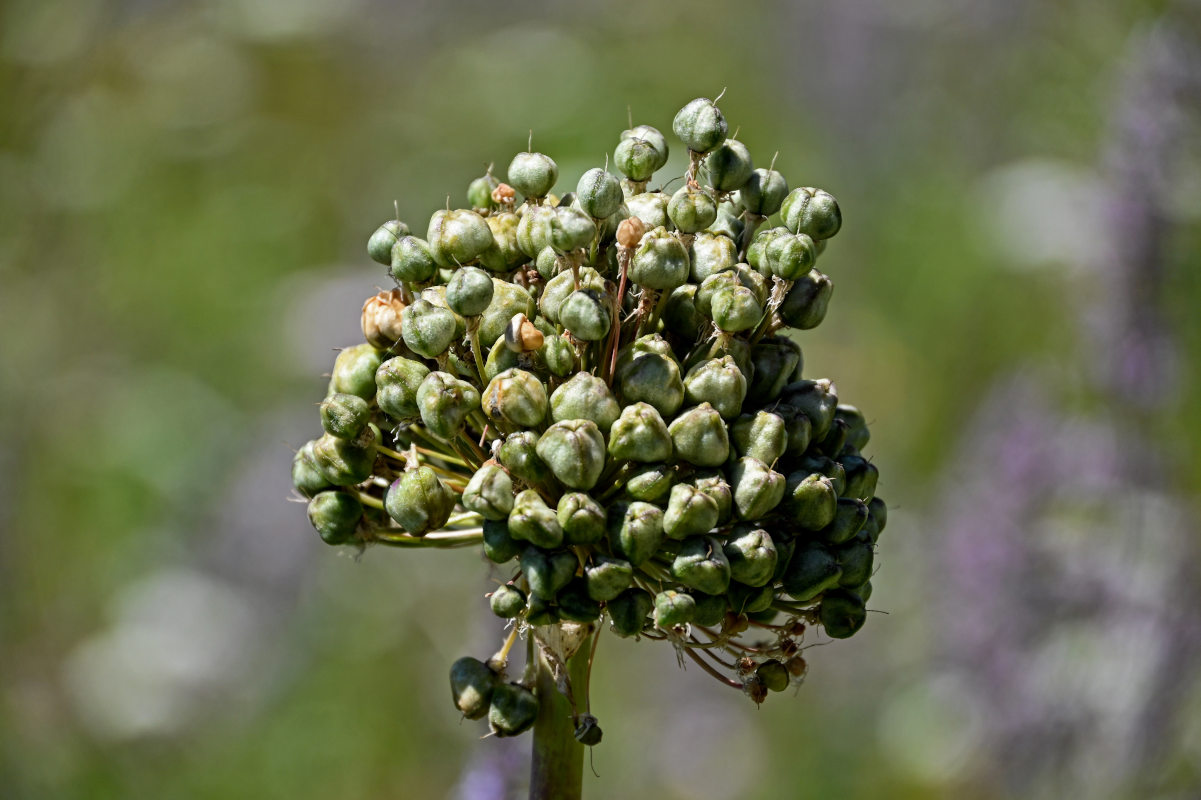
[{"xmin": 529, "ymin": 631, "xmax": 593, "ymax": 800}]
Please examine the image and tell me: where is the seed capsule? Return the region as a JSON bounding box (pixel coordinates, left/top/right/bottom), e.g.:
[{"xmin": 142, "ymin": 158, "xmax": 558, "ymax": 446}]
[
  {"xmin": 836, "ymin": 530, "xmax": 875, "ymax": 588},
  {"xmin": 483, "ymin": 368, "xmax": 548, "ymax": 428},
  {"xmin": 783, "ymin": 472, "xmax": 838, "ymax": 530},
  {"xmin": 668, "ymin": 186, "xmax": 718, "ymax": 234},
  {"xmin": 550, "ymin": 372, "xmax": 621, "ymax": 432},
  {"xmin": 727, "ymin": 581, "xmax": 774, "ymax": 614},
  {"xmin": 620, "ymin": 124, "xmax": 670, "ymax": 168},
  {"xmin": 779, "ymin": 269, "xmax": 834, "ymax": 330},
  {"xmin": 705, "ymin": 138, "xmax": 754, "ymax": 192},
  {"xmin": 446, "ymin": 266, "xmax": 495, "ymax": 317},
  {"xmin": 689, "ymin": 232, "xmax": 738, "ymax": 282},
  {"xmin": 427, "ymin": 208, "xmax": 494, "ymax": 268},
  {"xmin": 616, "ymin": 352, "xmax": 685, "ymax": 419},
  {"xmin": 781, "ymin": 187, "xmax": 842, "ymax": 240},
  {"xmin": 390, "ymin": 235, "xmax": 438, "ymax": 284},
  {"xmin": 625, "ymin": 192, "xmax": 669, "ymax": 230},
  {"xmin": 671, "ymin": 537, "xmax": 732, "ymax": 596},
  {"xmin": 781, "ymin": 378, "xmax": 838, "ymax": 439},
  {"xmin": 841, "ymin": 452, "xmax": 879, "ymax": 502},
  {"xmin": 292, "ymin": 441, "xmax": 332, "ymax": 498},
  {"xmin": 521, "ymin": 546, "xmax": 577, "ymax": 601},
  {"xmin": 490, "ymin": 584, "xmax": 527, "ymax": 619},
  {"xmin": 756, "ymin": 660, "xmax": 790, "ymax": 693},
  {"xmin": 819, "ymin": 588, "xmax": 866, "ymax": 639},
  {"xmin": 834, "ymin": 405, "xmax": 870, "ymax": 451},
  {"xmin": 361, "ymin": 289, "xmax": 407, "ymax": 349},
  {"xmin": 507, "ymin": 151, "xmax": 559, "ymax": 200},
  {"xmin": 654, "ymin": 589, "xmax": 697, "ymax": 629},
  {"xmin": 607, "ymin": 402, "xmax": 673, "ymax": 463},
  {"xmin": 320, "ymin": 393, "xmax": 371, "ymax": 440},
  {"xmin": 536, "ymin": 419, "xmax": 606, "ymax": 490},
  {"xmin": 673, "ymin": 97, "xmax": 728, "ymax": 154},
  {"xmin": 483, "ymin": 519, "xmax": 520, "ymax": 564},
  {"xmin": 330, "ymin": 343, "xmax": 384, "ymax": 400},
  {"xmin": 557, "ymin": 578, "xmax": 602, "ymax": 623},
  {"xmin": 691, "ymin": 471, "xmax": 733, "ymax": 523},
  {"xmin": 630, "ymin": 226, "xmax": 690, "ymax": 291},
  {"xmin": 508, "ymin": 490, "xmax": 564, "ymax": 549},
  {"xmin": 450, "ymin": 656, "xmax": 497, "ymax": 720},
  {"xmin": 730, "ymin": 457, "xmax": 786, "ymax": 520},
  {"xmin": 623, "ymin": 462, "xmax": 676, "ymax": 503},
  {"xmin": 416, "ymin": 371, "xmax": 480, "ymax": 441},
  {"xmin": 560, "ymin": 288, "xmax": 611, "ymax": 342},
  {"xmin": 555, "ymin": 492, "xmax": 606, "ymax": 546},
  {"xmin": 478, "ymin": 280, "xmax": 536, "ymax": 345},
  {"xmin": 498, "ymin": 430, "xmax": 552, "ymax": 485},
  {"xmin": 691, "ymin": 592, "xmax": 728, "ymax": 626},
  {"xmin": 668, "ymin": 403, "xmax": 730, "ymax": 467},
  {"xmin": 549, "ymin": 206, "xmax": 597, "ymax": 253},
  {"xmin": 539, "ymin": 265, "xmax": 606, "ymax": 324},
  {"xmin": 684, "ymin": 357, "xmax": 748, "ymax": 420},
  {"xmin": 584, "ymin": 556, "xmax": 634, "ymax": 602},
  {"xmin": 401, "ymin": 299, "xmax": 458, "ymax": 359},
  {"xmin": 731, "ymin": 410, "xmax": 787, "ymax": 464},
  {"xmin": 663, "ymin": 482, "xmax": 720, "ymax": 540},
  {"xmin": 577, "ymin": 167, "xmax": 623, "ymax": 219},
  {"xmin": 385, "ymin": 466, "xmax": 456, "ymax": 535},
  {"xmin": 467, "ymin": 173, "xmax": 499, "ymax": 210},
  {"xmin": 368, "ymin": 219, "xmax": 410, "ymax": 265},
  {"xmin": 765, "ymin": 233, "xmax": 817, "ymax": 281},
  {"xmin": 607, "ymin": 501, "xmax": 665, "ymax": 567},
  {"xmin": 747, "ymin": 338, "xmax": 802, "ymax": 406},
  {"xmin": 607, "ymin": 588, "xmax": 654, "ymax": 637},
  {"xmin": 462, "ymin": 461, "xmax": 515, "ymax": 521},
  {"xmin": 574, "ymin": 713, "xmax": 603, "ymax": 746},
  {"xmin": 723, "ymin": 526, "xmax": 778, "ymax": 588},
  {"xmin": 488, "ymin": 683, "xmax": 540, "ymax": 737},
  {"xmin": 307, "ymin": 490, "xmax": 363, "ymax": 545},
  {"xmin": 735, "ymin": 168, "xmax": 788, "ymax": 216},
  {"xmin": 375, "ymin": 356, "xmax": 430, "ymax": 420},
  {"xmin": 820, "ymin": 497, "xmax": 870, "ymax": 545},
  {"xmin": 312, "ymin": 431, "xmax": 376, "ymax": 486},
  {"xmin": 614, "ymin": 137, "xmax": 663, "ymax": 182},
  {"xmin": 780, "ymin": 542, "xmax": 843, "ymax": 601}
]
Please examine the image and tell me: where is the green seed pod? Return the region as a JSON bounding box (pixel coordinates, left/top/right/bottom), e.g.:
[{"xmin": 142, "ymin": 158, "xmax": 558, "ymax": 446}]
[
  {"xmin": 614, "ymin": 137, "xmax": 663, "ymax": 182},
  {"xmin": 483, "ymin": 518, "xmax": 520, "ymax": 563},
  {"xmin": 727, "ymin": 581, "xmax": 774, "ymax": 614},
  {"xmin": 797, "ymin": 454, "xmax": 847, "ymax": 495},
  {"xmin": 689, "ymin": 232, "xmax": 738, "ymax": 282},
  {"xmin": 293, "ymin": 441, "xmax": 332, "ymax": 498},
  {"xmin": 550, "ymin": 373, "xmax": 620, "ymax": 433},
  {"xmin": 427, "ymin": 209, "xmax": 494, "ymax": 268},
  {"xmin": 757, "ymin": 660, "xmax": 790, "ymax": 693},
  {"xmin": 625, "ymin": 192, "xmax": 669, "ymax": 230},
  {"xmin": 784, "ymin": 472, "xmax": 838, "ymax": 530},
  {"xmin": 630, "ymin": 226, "xmax": 690, "ymax": 290},
  {"xmin": 671, "ymin": 536, "xmax": 731, "ymax": 596},
  {"xmin": 390, "ymin": 236, "xmax": 438, "ymax": 284},
  {"xmin": 560, "ymin": 289, "xmax": 611, "ymax": 342},
  {"xmin": 707, "ymin": 201, "xmax": 745, "ymax": 241},
  {"xmin": 662, "ymin": 284, "xmax": 705, "ymax": 342},
  {"xmin": 614, "ymin": 332, "xmax": 675, "ymax": 370},
  {"xmin": 467, "ymin": 173, "xmax": 499, "ymax": 210},
  {"xmin": 616, "ymin": 352, "xmax": 685, "ymax": 419},
  {"xmin": 557, "ymin": 578, "xmax": 602, "ymax": 623},
  {"xmin": 746, "ymin": 338, "xmax": 802, "ymax": 406},
  {"xmin": 385, "ymin": 466, "xmax": 455, "ymax": 535},
  {"xmin": 420, "ymin": 285, "xmax": 468, "ymax": 339},
  {"xmin": 709, "ymin": 284, "xmax": 763, "ymax": 333},
  {"xmin": 621, "ymin": 124, "xmax": 670, "ymax": 166},
  {"xmin": 526, "ymin": 592, "xmax": 558, "ymax": 626},
  {"xmin": 416, "ymin": 371, "xmax": 480, "ymax": 440},
  {"xmin": 555, "ymin": 492, "xmax": 606, "ymax": 545},
  {"xmin": 482, "ymin": 368, "xmax": 548, "ymax": 428},
  {"xmin": 723, "ymin": 525, "xmax": 778, "ymax": 587},
  {"xmin": 587, "ymin": 198, "xmax": 630, "ymax": 242},
  {"xmin": 607, "ymin": 501, "xmax": 664, "ymax": 567},
  {"xmin": 489, "ymin": 682, "xmax": 540, "ymax": 737},
  {"xmin": 607, "ymin": 402, "xmax": 673, "ymax": 463},
  {"xmin": 692, "ymin": 592, "xmax": 728, "ymax": 626},
  {"xmin": 498, "ymin": 431, "xmax": 552, "ymax": 485},
  {"xmin": 536, "ymin": 419, "xmax": 606, "ymax": 490},
  {"xmin": 584, "ymin": 556, "xmax": 633, "ymax": 602},
  {"xmin": 330, "ymin": 344, "xmax": 384, "ymax": 400},
  {"xmin": 765, "ymin": 232, "xmax": 817, "ymax": 281},
  {"xmin": 480, "ymin": 335, "xmax": 518, "ymax": 382},
  {"xmin": 746, "ymin": 226, "xmax": 789, "ymax": 276},
  {"xmin": 781, "ymin": 187, "xmax": 842, "ymax": 240},
  {"xmin": 668, "ymin": 403, "xmax": 730, "ymax": 467},
  {"xmin": 691, "ymin": 470, "xmax": 733, "ymax": 523},
  {"xmin": 695, "ymin": 266, "xmax": 769, "ymax": 320},
  {"xmin": 730, "ymin": 457, "xmax": 786, "ymax": 520},
  {"xmin": 450, "ymin": 656, "xmax": 497, "ymax": 720},
  {"xmin": 842, "ymin": 453, "xmax": 879, "ymax": 502},
  {"xmin": 307, "ymin": 490, "xmax": 363, "ymax": 545},
  {"xmin": 835, "ymin": 405, "xmax": 870, "ymax": 451},
  {"xmin": 781, "ymin": 378, "xmax": 838, "ymax": 439},
  {"xmin": 868, "ymin": 496, "xmax": 887, "ymax": 536},
  {"xmin": 320, "ymin": 393, "xmax": 370, "ymax": 440},
  {"xmin": 780, "ymin": 542, "xmax": 843, "ymax": 601},
  {"xmin": 550, "ymin": 206, "xmax": 597, "ymax": 253},
  {"xmin": 820, "ymin": 588, "xmax": 866, "ymax": 639},
  {"xmin": 574, "ymin": 713, "xmax": 603, "ymax": 746},
  {"xmin": 836, "ymin": 530, "xmax": 875, "ymax": 587},
  {"xmin": 508, "ymin": 490, "xmax": 564, "ymax": 549},
  {"xmin": 577, "ymin": 167, "xmax": 623, "ymax": 219},
  {"xmin": 507, "ymin": 151, "xmax": 558, "ymax": 200},
  {"xmin": 520, "ymin": 545, "xmax": 577, "ymax": 601},
  {"xmin": 607, "ymin": 587, "xmax": 653, "ymax": 637},
  {"xmin": 516, "ymin": 203, "xmax": 556, "ymax": 257},
  {"xmin": 735, "ymin": 168, "xmax": 789, "ymax": 216},
  {"xmin": 778, "ymin": 269, "xmax": 834, "ymax": 330},
  {"xmin": 400, "ymin": 299, "xmax": 457, "ymax": 359},
  {"xmin": 663, "ymin": 482, "xmax": 720, "ymax": 539},
  {"xmin": 538, "ymin": 265, "xmax": 606, "ymax": 323},
  {"xmin": 446, "ymin": 266, "xmax": 495, "ymax": 317},
  {"xmin": 820, "ymin": 497, "xmax": 869, "ymax": 545},
  {"xmin": 541, "ymin": 333, "xmax": 575, "ymax": 377},
  {"xmin": 312, "ymin": 431, "xmax": 376, "ymax": 486},
  {"xmin": 684, "ymin": 357, "xmax": 747, "ymax": 420},
  {"xmin": 654, "ymin": 589, "xmax": 697, "ymax": 629},
  {"xmin": 673, "ymin": 97, "xmax": 728, "ymax": 154},
  {"xmin": 705, "ymin": 139, "xmax": 754, "ymax": 192},
  {"xmin": 624, "ymin": 462, "xmax": 676, "ymax": 503},
  {"xmin": 478, "ymin": 280, "xmax": 536, "ymax": 345},
  {"xmin": 490, "ymin": 584, "xmax": 527, "ymax": 619},
  {"xmin": 731, "ymin": 411, "xmax": 787, "ymax": 464},
  {"xmin": 668, "ymin": 186, "xmax": 718, "ymax": 234},
  {"xmin": 462, "ymin": 461, "xmax": 514, "ymax": 521},
  {"xmin": 369, "ymin": 219, "xmax": 410, "ymax": 265}
]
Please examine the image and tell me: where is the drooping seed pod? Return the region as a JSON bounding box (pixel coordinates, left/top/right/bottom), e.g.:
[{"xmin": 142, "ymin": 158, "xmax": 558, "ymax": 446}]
[
  {"xmin": 691, "ymin": 470, "xmax": 733, "ymax": 523},
  {"xmin": 835, "ymin": 530, "xmax": 875, "ymax": 588},
  {"xmin": 765, "ymin": 232, "xmax": 817, "ymax": 281},
  {"xmin": 834, "ymin": 405, "xmax": 870, "ymax": 451},
  {"xmin": 820, "ymin": 497, "xmax": 870, "ymax": 545},
  {"xmin": 488, "ymin": 683, "xmax": 540, "ymax": 737},
  {"xmin": 292, "ymin": 441, "xmax": 333, "ymax": 498},
  {"xmin": 757, "ymin": 660, "xmax": 790, "ymax": 693},
  {"xmin": 746, "ymin": 338, "xmax": 802, "ymax": 406},
  {"xmin": 584, "ymin": 556, "xmax": 634, "ymax": 602},
  {"xmin": 490, "ymin": 584, "xmax": 527, "ymax": 619},
  {"xmin": 450, "ymin": 656, "xmax": 498, "ymax": 720},
  {"xmin": 368, "ymin": 219, "xmax": 410, "ymax": 265},
  {"xmin": 780, "ymin": 542, "xmax": 843, "ymax": 601},
  {"xmin": 781, "ymin": 187, "xmax": 842, "ymax": 241},
  {"xmin": 508, "ymin": 151, "xmax": 559, "ymax": 200},
  {"xmin": 778, "ymin": 269, "xmax": 834, "ymax": 330},
  {"xmin": 707, "ymin": 201, "xmax": 745, "ymax": 240},
  {"xmin": 482, "ymin": 518, "xmax": 520, "ymax": 564},
  {"xmin": 520, "ymin": 545, "xmax": 577, "ymax": 600},
  {"xmin": 549, "ymin": 206, "xmax": 597, "ymax": 253},
  {"xmin": 819, "ymin": 588, "xmax": 866, "ymax": 639},
  {"xmin": 557, "ymin": 578, "xmax": 602, "ymax": 623},
  {"xmin": 620, "ymin": 124, "xmax": 670, "ymax": 168},
  {"xmin": 781, "ymin": 378, "xmax": 838, "ymax": 439},
  {"xmin": 478, "ymin": 281, "xmax": 536, "ymax": 345},
  {"xmin": 731, "ymin": 410, "xmax": 787, "ymax": 465},
  {"xmin": 607, "ymin": 587, "xmax": 654, "ymax": 637},
  {"xmin": 728, "ymin": 581, "xmax": 774, "ymax": 614},
  {"xmin": 467, "ymin": 172, "xmax": 499, "ymax": 210},
  {"xmin": 390, "ymin": 235, "xmax": 439, "ymax": 284},
  {"xmin": 312, "ymin": 430, "xmax": 376, "ymax": 486},
  {"xmin": 623, "ymin": 463, "xmax": 676, "ymax": 503},
  {"xmin": 446, "ymin": 266, "xmax": 495, "ymax": 317},
  {"xmin": 730, "ymin": 457, "xmax": 786, "ymax": 520},
  {"xmin": 673, "ymin": 97, "xmax": 728, "ymax": 154},
  {"xmin": 691, "ymin": 592, "xmax": 728, "ymax": 627},
  {"xmin": 478, "ymin": 212, "xmax": 526, "ymax": 273},
  {"xmin": 307, "ymin": 490, "xmax": 363, "ymax": 545},
  {"xmin": 723, "ymin": 526, "xmax": 778, "ymax": 588},
  {"xmin": 498, "ymin": 430, "xmax": 552, "ymax": 485},
  {"xmin": 539, "ymin": 266, "xmax": 607, "ymax": 323},
  {"xmin": 462, "ymin": 461, "xmax": 515, "ymax": 521},
  {"xmin": 385, "ymin": 466, "xmax": 456, "ymax": 536},
  {"xmin": 783, "ymin": 472, "xmax": 839, "ymax": 530}
]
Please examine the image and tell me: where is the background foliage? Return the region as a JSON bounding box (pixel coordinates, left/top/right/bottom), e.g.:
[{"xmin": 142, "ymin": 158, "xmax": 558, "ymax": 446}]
[{"xmin": 2, "ymin": 1, "xmax": 1200, "ymax": 798}]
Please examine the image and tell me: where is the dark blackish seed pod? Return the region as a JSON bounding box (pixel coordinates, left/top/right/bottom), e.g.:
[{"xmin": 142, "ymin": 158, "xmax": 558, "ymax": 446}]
[
  {"xmin": 723, "ymin": 526, "xmax": 778, "ymax": 588},
  {"xmin": 836, "ymin": 531, "xmax": 875, "ymax": 588},
  {"xmin": 606, "ymin": 501, "xmax": 665, "ymax": 567},
  {"xmin": 727, "ymin": 581, "xmax": 774, "ymax": 614},
  {"xmin": 746, "ymin": 338, "xmax": 802, "ymax": 406},
  {"xmin": 585, "ymin": 556, "xmax": 634, "ymax": 602},
  {"xmin": 624, "ymin": 462, "xmax": 676, "ymax": 504},
  {"xmin": 483, "ymin": 519, "xmax": 520, "ymax": 563},
  {"xmin": 369, "ymin": 219, "xmax": 410, "ymax": 265},
  {"xmin": 508, "ymin": 489, "xmax": 564, "ymax": 549},
  {"xmin": 779, "ymin": 405, "xmax": 814, "ymax": 456},
  {"xmin": 446, "ymin": 266, "xmax": 495, "ymax": 317},
  {"xmin": 668, "ymin": 186, "xmax": 718, "ymax": 234},
  {"xmin": 662, "ymin": 285, "xmax": 705, "ymax": 343},
  {"xmin": 735, "ymin": 168, "xmax": 788, "ymax": 216},
  {"xmin": 780, "ymin": 378, "xmax": 838, "ymax": 439},
  {"xmin": 574, "ymin": 713, "xmax": 603, "ymax": 746},
  {"xmin": 757, "ymin": 660, "xmax": 790, "ymax": 693},
  {"xmin": 819, "ymin": 588, "xmax": 867, "ymax": 639},
  {"xmin": 671, "ymin": 537, "xmax": 732, "ymax": 596},
  {"xmin": 375, "ymin": 356, "xmax": 430, "ymax": 420},
  {"xmin": 416, "ymin": 371, "xmax": 480, "ymax": 441},
  {"xmin": 385, "ymin": 466, "xmax": 456, "ymax": 535},
  {"xmin": 488, "ymin": 683, "xmax": 540, "ymax": 737},
  {"xmin": 498, "ymin": 430, "xmax": 552, "ymax": 485},
  {"xmin": 816, "ymin": 418, "xmax": 850, "ymax": 458},
  {"xmin": 842, "ymin": 452, "xmax": 879, "ymax": 502},
  {"xmin": 778, "ymin": 270, "xmax": 834, "ymax": 330},
  {"xmin": 819, "ymin": 497, "xmax": 869, "ymax": 545},
  {"xmin": 450, "ymin": 656, "xmax": 497, "ymax": 720},
  {"xmin": 536, "ymin": 419, "xmax": 607, "ymax": 490},
  {"xmin": 781, "ymin": 187, "xmax": 842, "ymax": 240},
  {"xmin": 614, "ymin": 137, "xmax": 664, "ymax": 182},
  {"xmin": 507, "ymin": 151, "xmax": 559, "ymax": 200},
  {"xmin": 307, "ymin": 490, "xmax": 362, "ymax": 545},
  {"xmin": 705, "ymin": 138, "xmax": 754, "ymax": 192},
  {"xmin": 796, "ymin": 454, "xmax": 847, "ymax": 495},
  {"xmin": 780, "ymin": 542, "xmax": 843, "ymax": 601},
  {"xmin": 607, "ymin": 587, "xmax": 654, "ymax": 637},
  {"xmin": 867, "ymin": 496, "xmax": 888, "ymax": 536},
  {"xmin": 692, "ymin": 592, "xmax": 729, "ymax": 626},
  {"xmin": 835, "ymin": 405, "xmax": 870, "ymax": 451},
  {"xmin": 654, "ymin": 589, "xmax": 697, "ymax": 629},
  {"xmin": 490, "ymin": 584, "xmax": 527, "ymax": 619},
  {"xmin": 520, "ymin": 546, "xmax": 577, "ymax": 601},
  {"xmin": 330, "ymin": 344, "xmax": 384, "ymax": 400},
  {"xmin": 557, "ymin": 492, "xmax": 607, "ymax": 545},
  {"xmin": 320, "ymin": 393, "xmax": 371, "ymax": 440},
  {"xmin": 673, "ymin": 97, "xmax": 728, "ymax": 154},
  {"xmin": 854, "ymin": 581, "xmax": 873, "ymax": 604},
  {"xmin": 390, "ymin": 235, "xmax": 439, "ymax": 284},
  {"xmin": 462, "ymin": 461, "xmax": 515, "ymax": 521},
  {"xmin": 557, "ymin": 578, "xmax": 602, "ymax": 623},
  {"xmin": 526, "ymin": 592, "xmax": 559, "ymax": 626},
  {"xmin": 292, "ymin": 441, "xmax": 332, "ymax": 498},
  {"xmin": 577, "ymin": 167, "xmax": 623, "ymax": 219}
]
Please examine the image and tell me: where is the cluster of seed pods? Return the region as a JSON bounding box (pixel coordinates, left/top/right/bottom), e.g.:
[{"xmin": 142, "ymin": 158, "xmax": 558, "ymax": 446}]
[{"xmin": 293, "ymin": 96, "xmax": 886, "ymax": 741}]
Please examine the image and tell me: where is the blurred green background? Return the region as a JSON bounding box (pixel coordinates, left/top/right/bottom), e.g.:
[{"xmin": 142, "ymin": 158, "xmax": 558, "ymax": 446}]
[{"xmin": 3, "ymin": 0, "xmax": 1201, "ymax": 798}]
